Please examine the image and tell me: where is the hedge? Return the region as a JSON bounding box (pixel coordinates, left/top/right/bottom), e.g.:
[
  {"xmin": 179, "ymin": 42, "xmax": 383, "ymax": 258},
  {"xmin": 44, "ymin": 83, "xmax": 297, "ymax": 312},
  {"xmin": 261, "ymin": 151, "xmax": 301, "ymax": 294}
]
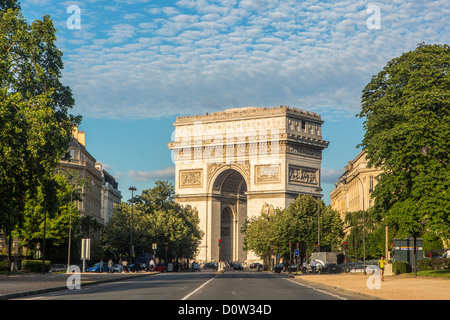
[
  {"xmin": 22, "ymin": 260, "xmax": 51, "ymax": 273},
  {"xmin": 392, "ymin": 261, "xmax": 411, "ymax": 274},
  {"xmin": 418, "ymin": 258, "xmax": 450, "ymax": 271}
]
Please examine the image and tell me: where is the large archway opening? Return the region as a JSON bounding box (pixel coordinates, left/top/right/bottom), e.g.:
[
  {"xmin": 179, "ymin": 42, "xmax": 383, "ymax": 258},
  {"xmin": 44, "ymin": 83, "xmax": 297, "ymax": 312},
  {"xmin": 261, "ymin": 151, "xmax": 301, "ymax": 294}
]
[{"xmin": 212, "ymin": 168, "xmax": 247, "ymax": 262}]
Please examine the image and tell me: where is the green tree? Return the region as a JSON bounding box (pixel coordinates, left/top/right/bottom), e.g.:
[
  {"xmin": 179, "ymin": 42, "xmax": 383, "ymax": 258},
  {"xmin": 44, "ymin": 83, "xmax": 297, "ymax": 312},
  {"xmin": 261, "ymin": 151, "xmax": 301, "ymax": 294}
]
[
  {"xmin": 358, "ymin": 43, "xmax": 450, "ymax": 242},
  {"xmin": 103, "ymin": 181, "xmax": 203, "ymax": 262},
  {"xmin": 16, "ymin": 174, "xmax": 81, "ymax": 261},
  {"xmin": 0, "ymin": 3, "xmax": 80, "ymax": 236},
  {"xmin": 242, "ymin": 195, "xmax": 344, "ymax": 263}
]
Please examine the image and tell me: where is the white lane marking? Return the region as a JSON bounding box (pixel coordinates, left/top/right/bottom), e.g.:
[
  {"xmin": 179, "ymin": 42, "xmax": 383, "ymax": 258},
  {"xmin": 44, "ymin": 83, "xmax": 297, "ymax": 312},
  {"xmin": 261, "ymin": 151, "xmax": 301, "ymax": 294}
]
[
  {"xmin": 285, "ymin": 278, "xmax": 348, "ymax": 300},
  {"xmin": 181, "ymin": 275, "xmax": 219, "ymax": 300}
]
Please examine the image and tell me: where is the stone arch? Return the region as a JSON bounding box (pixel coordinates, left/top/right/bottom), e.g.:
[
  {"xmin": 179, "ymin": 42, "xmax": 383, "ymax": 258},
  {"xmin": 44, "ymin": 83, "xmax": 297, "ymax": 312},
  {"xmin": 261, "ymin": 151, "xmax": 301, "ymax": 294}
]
[{"xmin": 209, "ymin": 166, "xmax": 248, "ymax": 262}]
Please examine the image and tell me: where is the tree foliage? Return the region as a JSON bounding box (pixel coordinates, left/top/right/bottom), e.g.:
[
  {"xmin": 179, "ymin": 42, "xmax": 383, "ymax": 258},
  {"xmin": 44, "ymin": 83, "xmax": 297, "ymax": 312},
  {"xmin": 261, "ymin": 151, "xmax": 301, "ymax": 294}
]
[
  {"xmin": 0, "ymin": 4, "xmax": 80, "ymax": 234},
  {"xmin": 358, "ymin": 43, "xmax": 450, "ymax": 240},
  {"xmin": 242, "ymin": 195, "xmax": 344, "ymax": 262},
  {"xmin": 103, "ymin": 181, "xmax": 204, "ymax": 261}
]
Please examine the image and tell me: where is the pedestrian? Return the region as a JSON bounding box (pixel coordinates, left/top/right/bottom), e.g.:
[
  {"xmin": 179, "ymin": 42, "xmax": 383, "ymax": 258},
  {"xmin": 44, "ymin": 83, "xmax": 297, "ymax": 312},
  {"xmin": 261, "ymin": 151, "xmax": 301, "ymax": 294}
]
[
  {"xmin": 311, "ymin": 260, "xmax": 316, "ymax": 274},
  {"xmin": 122, "ymin": 259, "xmax": 128, "ymax": 273},
  {"xmin": 378, "ymin": 256, "xmax": 387, "ymax": 281},
  {"xmin": 108, "ymin": 259, "xmax": 113, "ymax": 273},
  {"xmin": 149, "ymin": 259, "xmax": 155, "ymax": 272}
]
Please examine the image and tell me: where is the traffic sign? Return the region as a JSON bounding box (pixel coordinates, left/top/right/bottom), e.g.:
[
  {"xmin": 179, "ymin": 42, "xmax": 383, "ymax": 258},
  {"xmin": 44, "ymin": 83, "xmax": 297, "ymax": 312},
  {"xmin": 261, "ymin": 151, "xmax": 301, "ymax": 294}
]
[{"xmin": 294, "ymin": 249, "xmax": 299, "ymax": 257}]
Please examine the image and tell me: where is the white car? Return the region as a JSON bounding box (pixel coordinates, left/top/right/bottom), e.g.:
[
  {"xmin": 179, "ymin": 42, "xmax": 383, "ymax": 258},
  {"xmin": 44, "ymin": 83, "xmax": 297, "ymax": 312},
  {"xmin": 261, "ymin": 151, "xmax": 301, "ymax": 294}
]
[
  {"xmin": 366, "ymin": 265, "xmax": 380, "ymax": 274},
  {"xmin": 110, "ymin": 264, "xmax": 123, "ymax": 273},
  {"xmin": 350, "ymin": 265, "xmax": 380, "ymax": 274},
  {"xmin": 49, "ymin": 264, "xmax": 67, "ymax": 272}
]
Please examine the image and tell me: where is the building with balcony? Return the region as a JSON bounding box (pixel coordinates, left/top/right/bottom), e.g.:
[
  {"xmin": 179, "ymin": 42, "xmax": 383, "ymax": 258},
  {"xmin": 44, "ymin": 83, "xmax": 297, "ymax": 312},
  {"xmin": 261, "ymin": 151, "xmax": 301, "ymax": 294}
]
[
  {"xmin": 57, "ymin": 127, "xmax": 103, "ymax": 225},
  {"xmin": 330, "ymin": 151, "xmax": 383, "ymax": 224}
]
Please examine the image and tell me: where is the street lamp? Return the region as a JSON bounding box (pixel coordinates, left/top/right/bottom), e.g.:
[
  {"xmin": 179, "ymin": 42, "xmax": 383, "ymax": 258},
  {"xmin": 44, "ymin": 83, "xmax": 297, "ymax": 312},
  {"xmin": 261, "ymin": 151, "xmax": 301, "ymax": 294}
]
[
  {"xmin": 315, "ymin": 187, "xmax": 323, "ymax": 252},
  {"xmin": 129, "ymin": 186, "xmax": 137, "ymax": 264},
  {"xmin": 339, "ymin": 175, "xmax": 366, "ymax": 275}
]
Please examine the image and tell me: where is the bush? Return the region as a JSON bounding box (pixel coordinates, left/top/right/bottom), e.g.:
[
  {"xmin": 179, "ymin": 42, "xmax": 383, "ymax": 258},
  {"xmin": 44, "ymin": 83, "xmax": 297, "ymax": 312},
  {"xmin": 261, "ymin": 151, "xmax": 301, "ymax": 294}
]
[
  {"xmin": 393, "ymin": 261, "xmax": 411, "ymax": 274},
  {"xmin": 22, "ymin": 260, "xmax": 51, "ymax": 273},
  {"xmin": 418, "ymin": 258, "xmax": 450, "ymax": 271},
  {"xmin": 0, "ymin": 260, "xmax": 9, "ymax": 271}
]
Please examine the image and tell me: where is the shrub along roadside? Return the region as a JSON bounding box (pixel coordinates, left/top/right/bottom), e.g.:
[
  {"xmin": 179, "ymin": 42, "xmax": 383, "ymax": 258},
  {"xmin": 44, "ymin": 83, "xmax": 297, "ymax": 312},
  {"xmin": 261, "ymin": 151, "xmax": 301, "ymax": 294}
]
[
  {"xmin": 21, "ymin": 260, "xmax": 51, "ymax": 273},
  {"xmin": 393, "ymin": 258, "xmax": 450, "ymax": 275}
]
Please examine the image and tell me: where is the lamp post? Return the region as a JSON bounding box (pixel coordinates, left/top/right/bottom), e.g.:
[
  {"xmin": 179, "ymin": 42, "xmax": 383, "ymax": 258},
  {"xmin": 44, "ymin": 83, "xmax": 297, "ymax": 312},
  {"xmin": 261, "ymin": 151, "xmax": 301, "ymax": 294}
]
[
  {"xmin": 315, "ymin": 187, "xmax": 323, "ymax": 252},
  {"xmin": 339, "ymin": 175, "xmax": 366, "ymax": 275},
  {"xmin": 129, "ymin": 186, "xmax": 136, "ymax": 264}
]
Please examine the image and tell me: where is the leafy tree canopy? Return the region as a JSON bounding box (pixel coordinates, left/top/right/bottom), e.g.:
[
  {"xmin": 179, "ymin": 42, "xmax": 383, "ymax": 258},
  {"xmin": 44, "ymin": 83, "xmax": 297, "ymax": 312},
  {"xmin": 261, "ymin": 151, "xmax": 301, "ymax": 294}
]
[
  {"xmin": 358, "ymin": 43, "xmax": 450, "ymax": 240},
  {"xmin": 0, "ymin": 4, "xmax": 80, "ymax": 233}
]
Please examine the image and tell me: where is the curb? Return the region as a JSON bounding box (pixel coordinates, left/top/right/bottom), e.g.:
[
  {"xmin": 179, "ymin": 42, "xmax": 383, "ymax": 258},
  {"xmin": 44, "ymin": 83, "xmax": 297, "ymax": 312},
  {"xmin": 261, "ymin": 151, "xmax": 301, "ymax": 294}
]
[
  {"xmin": 0, "ymin": 272, "xmax": 155, "ymax": 300},
  {"xmin": 292, "ymin": 276, "xmax": 387, "ymax": 300}
]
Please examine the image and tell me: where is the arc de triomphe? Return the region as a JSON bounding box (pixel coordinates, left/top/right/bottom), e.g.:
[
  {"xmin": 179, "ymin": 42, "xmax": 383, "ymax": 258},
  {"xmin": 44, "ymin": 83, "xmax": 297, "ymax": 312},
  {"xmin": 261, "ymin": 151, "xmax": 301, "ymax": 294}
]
[{"xmin": 168, "ymin": 106, "xmax": 329, "ymax": 264}]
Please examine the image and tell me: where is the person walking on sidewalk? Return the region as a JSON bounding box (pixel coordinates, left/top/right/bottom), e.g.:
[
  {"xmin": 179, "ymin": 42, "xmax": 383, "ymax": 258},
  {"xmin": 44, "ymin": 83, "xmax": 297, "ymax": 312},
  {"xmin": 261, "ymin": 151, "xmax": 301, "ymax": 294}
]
[{"xmin": 378, "ymin": 256, "xmax": 387, "ymax": 281}]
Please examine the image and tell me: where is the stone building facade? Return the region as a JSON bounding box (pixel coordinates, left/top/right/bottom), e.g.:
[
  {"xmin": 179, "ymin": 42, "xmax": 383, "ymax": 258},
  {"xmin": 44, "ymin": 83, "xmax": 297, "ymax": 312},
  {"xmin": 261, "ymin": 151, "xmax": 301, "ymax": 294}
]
[
  {"xmin": 330, "ymin": 151, "xmax": 383, "ymax": 224},
  {"xmin": 96, "ymin": 162, "xmax": 122, "ymax": 225},
  {"xmin": 168, "ymin": 106, "xmax": 329, "ymax": 264},
  {"xmin": 57, "ymin": 127, "xmax": 103, "ymax": 225}
]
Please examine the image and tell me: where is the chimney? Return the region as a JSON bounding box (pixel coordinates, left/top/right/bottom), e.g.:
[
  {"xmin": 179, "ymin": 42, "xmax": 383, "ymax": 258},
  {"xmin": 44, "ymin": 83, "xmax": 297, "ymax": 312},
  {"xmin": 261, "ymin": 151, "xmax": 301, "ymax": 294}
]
[{"xmin": 72, "ymin": 126, "xmax": 86, "ymax": 147}]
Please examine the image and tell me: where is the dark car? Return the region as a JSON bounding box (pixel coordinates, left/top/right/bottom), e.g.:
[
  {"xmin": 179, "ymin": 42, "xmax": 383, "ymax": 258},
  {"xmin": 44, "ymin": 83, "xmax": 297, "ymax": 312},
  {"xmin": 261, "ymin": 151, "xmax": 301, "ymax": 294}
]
[
  {"xmin": 233, "ymin": 263, "xmax": 243, "ymax": 270},
  {"xmin": 203, "ymin": 262, "xmax": 216, "ymax": 269},
  {"xmin": 250, "ymin": 263, "xmax": 263, "ymax": 269},
  {"xmin": 273, "ymin": 263, "xmax": 286, "ymax": 273},
  {"xmin": 128, "ymin": 263, "xmax": 145, "ymax": 272}
]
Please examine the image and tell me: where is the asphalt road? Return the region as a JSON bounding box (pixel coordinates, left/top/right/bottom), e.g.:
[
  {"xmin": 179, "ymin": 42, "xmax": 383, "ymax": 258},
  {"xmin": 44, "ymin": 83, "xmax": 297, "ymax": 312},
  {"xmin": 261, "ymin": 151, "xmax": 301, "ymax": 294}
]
[{"xmin": 16, "ymin": 269, "xmax": 361, "ymax": 302}]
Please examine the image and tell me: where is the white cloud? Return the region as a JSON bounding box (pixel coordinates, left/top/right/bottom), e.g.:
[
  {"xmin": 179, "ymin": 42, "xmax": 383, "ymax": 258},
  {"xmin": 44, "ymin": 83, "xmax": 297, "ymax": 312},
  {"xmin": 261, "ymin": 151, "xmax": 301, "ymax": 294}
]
[
  {"xmin": 58, "ymin": 0, "xmax": 450, "ymax": 120},
  {"xmin": 128, "ymin": 166, "xmax": 175, "ymax": 182},
  {"xmin": 321, "ymin": 168, "xmax": 345, "ymax": 184}
]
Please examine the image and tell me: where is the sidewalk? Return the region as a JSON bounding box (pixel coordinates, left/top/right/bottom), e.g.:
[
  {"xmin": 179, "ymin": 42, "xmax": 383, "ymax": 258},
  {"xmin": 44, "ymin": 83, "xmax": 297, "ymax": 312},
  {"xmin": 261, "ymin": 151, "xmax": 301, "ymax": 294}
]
[
  {"xmin": 0, "ymin": 272, "xmax": 152, "ymax": 300},
  {"xmin": 293, "ymin": 273, "xmax": 450, "ymax": 300}
]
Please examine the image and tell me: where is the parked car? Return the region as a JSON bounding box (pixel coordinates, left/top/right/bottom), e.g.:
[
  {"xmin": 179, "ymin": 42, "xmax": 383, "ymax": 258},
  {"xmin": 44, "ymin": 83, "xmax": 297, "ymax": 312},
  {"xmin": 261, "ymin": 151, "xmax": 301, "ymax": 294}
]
[
  {"xmin": 155, "ymin": 264, "xmax": 167, "ymax": 272},
  {"xmin": 128, "ymin": 263, "xmax": 145, "ymax": 272},
  {"xmin": 49, "ymin": 264, "xmax": 67, "ymax": 273},
  {"xmin": 273, "ymin": 263, "xmax": 286, "ymax": 273},
  {"xmin": 366, "ymin": 265, "xmax": 380, "ymax": 274},
  {"xmin": 350, "ymin": 264, "xmax": 379, "ymax": 274},
  {"xmin": 233, "ymin": 263, "xmax": 243, "ymax": 270},
  {"xmin": 203, "ymin": 262, "xmax": 217, "ymax": 269},
  {"xmin": 191, "ymin": 262, "xmax": 201, "ymax": 271},
  {"xmin": 87, "ymin": 262, "xmax": 109, "ymax": 273},
  {"xmin": 250, "ymin": 263, "xmax": 263, "ymax": 269},
  {"xmin": 110, "ymin": 264, "xmax": 123, "ymax": 273},
  {"xmin": 288, "ymin": 264, "xmax": 298, "ymax": 272},
  {"xmin": 323, "ymin": 263, "xmax": 338, "ymax": 274}
]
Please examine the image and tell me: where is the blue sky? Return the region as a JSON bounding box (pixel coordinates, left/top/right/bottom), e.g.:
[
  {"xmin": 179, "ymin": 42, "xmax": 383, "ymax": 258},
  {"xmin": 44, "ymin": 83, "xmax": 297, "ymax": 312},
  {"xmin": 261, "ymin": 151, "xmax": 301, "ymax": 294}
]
[{"xmin": 20, "ymin": 0, "xmax": 449, "ymax": 204}]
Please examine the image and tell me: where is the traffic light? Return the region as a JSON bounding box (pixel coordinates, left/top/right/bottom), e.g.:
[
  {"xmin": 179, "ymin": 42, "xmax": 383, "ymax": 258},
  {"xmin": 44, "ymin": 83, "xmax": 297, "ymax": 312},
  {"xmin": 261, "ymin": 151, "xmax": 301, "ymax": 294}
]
[{"xmin": 218, "ymin": 239, "xmax": 222, "ymax": 247}]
